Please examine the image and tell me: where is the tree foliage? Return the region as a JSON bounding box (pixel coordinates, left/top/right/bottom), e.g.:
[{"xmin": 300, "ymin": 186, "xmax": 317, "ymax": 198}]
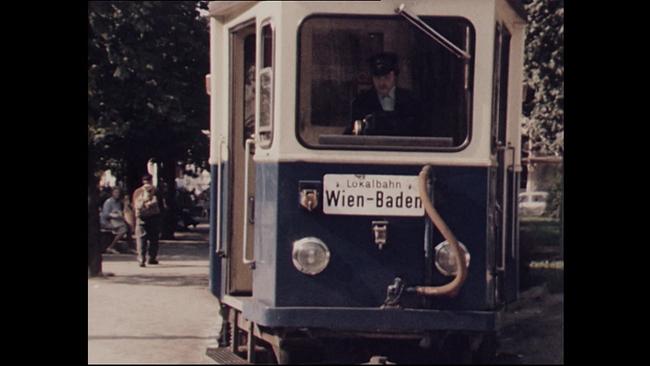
[
  {"xmin": 88, "ymin": 1, "xmax": 209, "ymax": 187},
  {"xmin": 522, "ymin": 0, "xmax": 564, "ymax": 157}
]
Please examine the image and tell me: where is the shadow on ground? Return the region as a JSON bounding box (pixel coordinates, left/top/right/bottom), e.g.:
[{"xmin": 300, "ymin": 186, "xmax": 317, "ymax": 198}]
[
  {"xmin": 89, "ymin": 335, "xmax": 215, "ymax": 340},
  {"xmin": 103, "ymin": 245, "xmax": 209, "ymax": 262},
  {"xmin": 100, "ymin": 224, "xmax": 211, "ymax": 288},
  {"xmin": 107, "ymin": 273, "xmax": 210, "ymax": 288},
  {"xmin": 102, "ymin": 226, "xmax": 210, "ymax": 262}
]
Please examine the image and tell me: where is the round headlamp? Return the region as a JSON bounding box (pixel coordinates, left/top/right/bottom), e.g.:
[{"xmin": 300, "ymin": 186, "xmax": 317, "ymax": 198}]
[
  {"xmin": 434, "ymin": 240, "xmax": 470, "ymax": 277},
  {"xmin": 292, "ymin": 237, "xmax": 331, "ymax": 275}
]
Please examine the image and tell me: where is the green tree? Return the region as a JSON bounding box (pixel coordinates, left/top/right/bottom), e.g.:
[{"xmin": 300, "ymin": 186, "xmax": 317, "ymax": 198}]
[
  {"xmin": 522, "ymin": 0, "xmax": 564, "ymax": 158},
  {"xmin": 88, "ymin": 1, "xmax": 210, "ymax": 239}
]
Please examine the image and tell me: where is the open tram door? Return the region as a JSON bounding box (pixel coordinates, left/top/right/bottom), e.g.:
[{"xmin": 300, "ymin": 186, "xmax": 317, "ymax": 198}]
[
  {"xmin": 227, "ymin": 19, "xmax": 256, "ymax": 296},
  {"xmin": 207, "ymin": 3, "xmax": 262, "ymax": 299},
  {"xmin": 207, "ymin": 4, "xmax": 280, "ymax": 361},
  {"xmin": 221, "ymin": 16, "xmax": 274, "ymax": 296}
]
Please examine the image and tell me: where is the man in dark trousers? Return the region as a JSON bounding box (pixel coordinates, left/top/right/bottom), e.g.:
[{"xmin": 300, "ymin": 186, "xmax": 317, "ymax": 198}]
[
  {"xmin": 346, "ymin": 52, "xmax": 422, "ymax": 136},
  {"xmin": 133, "ymin": 175, "xmax": 165, "ymax": 267}
]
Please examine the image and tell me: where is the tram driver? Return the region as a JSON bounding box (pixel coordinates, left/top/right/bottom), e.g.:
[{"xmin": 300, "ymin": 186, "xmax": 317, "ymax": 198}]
[{"xmin": 345, "ymin": 52, "xmax": 423, "ymax": 136}]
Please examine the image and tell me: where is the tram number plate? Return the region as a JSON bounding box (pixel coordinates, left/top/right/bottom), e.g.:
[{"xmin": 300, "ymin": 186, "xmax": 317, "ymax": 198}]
[{"xmin": 323, "ymin": 174, "xmax": 424, "ymax": 216}]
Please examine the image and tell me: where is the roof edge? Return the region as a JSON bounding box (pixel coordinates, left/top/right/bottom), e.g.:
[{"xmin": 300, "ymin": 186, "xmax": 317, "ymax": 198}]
[
  {"xmin": 208, "ymin": 1, "xmax": 258, "ymax": 18},
  {"xmin": 506, "ymin": 0, "xmax": 528, "ymax": 21}
]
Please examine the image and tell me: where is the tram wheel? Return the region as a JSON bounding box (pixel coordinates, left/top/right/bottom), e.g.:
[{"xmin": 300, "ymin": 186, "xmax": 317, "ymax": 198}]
[
  {"xmin": 217, "ymin": 320, "xmax": 231, "ymax": 347},
  {"xmin": 270, "ymin": 339, "xmax": 328, "ymax": 364},
  {"xmin": 472, "ymin": 333, "xmax": 498, "ymax": 364},
  {"xmin": 271, "ymin": 344, "xmax": 291, "ymax": 365},
  {"xmin": 439, "ymin": 333, "xmax": 473, "ymax": 364}
]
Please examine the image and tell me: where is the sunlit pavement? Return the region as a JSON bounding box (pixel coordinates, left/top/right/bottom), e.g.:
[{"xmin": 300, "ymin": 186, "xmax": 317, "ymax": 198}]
[{"xmin": 88, "ymin": 224, "xmax": 220, "ymax": 364}]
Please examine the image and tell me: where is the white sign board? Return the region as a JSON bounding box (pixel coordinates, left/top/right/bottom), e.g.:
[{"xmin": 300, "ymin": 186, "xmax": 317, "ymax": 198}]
[{"xmin": 323, "ymin": 174, "xmax": 424, "ymax": 217}]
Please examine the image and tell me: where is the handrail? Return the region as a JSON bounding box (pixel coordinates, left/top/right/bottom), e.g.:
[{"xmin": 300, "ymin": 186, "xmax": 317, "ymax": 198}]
[
  {"xmin": 242, "ymin": 138, "xmax": 256, "ymax": 266},
  {"xmin": 509, "ymin": 143, "xmax": 517, "ymax": 259},
  {"xmin": 496, "ymin": 144, "xmax": 515, "ymax": 271},
  {"xmin": 215, "ymin": 138, "xmax": 225, "ymax": 256}
]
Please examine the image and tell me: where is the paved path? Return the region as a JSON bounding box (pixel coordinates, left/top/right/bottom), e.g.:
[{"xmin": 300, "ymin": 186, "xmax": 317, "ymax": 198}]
[{"xmin": 88, "ymin": 224, "xmax": 221, "ymax": 364}]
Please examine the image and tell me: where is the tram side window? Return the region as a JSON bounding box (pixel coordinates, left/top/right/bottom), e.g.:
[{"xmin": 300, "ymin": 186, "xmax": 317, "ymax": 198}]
[
  {"xmin": 258, "ymin": 22, "xmax": 274, "ymax": 148},
  {"xmin": 243, "ymin": 34, "xmax": 256, "ymax": 146},
  {"xmin": 297, "ymin": 15, "xmax": 475, "ymax": 151}
]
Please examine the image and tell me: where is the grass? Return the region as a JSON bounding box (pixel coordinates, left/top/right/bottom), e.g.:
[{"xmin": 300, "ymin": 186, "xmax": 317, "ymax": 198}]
[
  {"xmin": 520, "ymin": 217, "xmax": 561, "ymax": 249},
  {"xmin": 519, "ymin": 217, "xmax": 563, "ymax": 293},
  {"xmin": 520, "ymin": 216, "xmax": 559, "ymax": 223}
]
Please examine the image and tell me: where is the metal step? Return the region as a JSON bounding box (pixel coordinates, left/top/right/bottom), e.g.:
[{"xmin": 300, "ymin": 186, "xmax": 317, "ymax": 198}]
[{"xmin": 206, "ymin": 347, "xmax": 250, "ymax": 364}]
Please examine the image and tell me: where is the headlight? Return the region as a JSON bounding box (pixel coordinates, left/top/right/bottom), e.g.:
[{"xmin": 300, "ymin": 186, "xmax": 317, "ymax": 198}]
[
  {"xmin": 434, "ymin": 240, "xmax": 470, "ymax": 276},
  {"xmin": 292, "ymin": 237, "xmax": 331, "ymax": 275}
]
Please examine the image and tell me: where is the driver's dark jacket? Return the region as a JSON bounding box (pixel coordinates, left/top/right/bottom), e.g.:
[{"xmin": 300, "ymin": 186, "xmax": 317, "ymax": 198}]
[{"xmin": 345, "ymin": 87, "xmax": 422, "ymax": 136}]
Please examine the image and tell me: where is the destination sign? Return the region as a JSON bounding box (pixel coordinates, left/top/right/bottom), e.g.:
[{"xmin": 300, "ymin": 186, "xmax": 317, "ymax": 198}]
[{"xmin": 322, "ymin": 174, "xmax": 425, "ymax": 216}]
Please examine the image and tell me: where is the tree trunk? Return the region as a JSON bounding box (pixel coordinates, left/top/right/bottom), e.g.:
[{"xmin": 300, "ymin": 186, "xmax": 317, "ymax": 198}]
[
  {"xmin": 159, "ymin": 157, "xmax": 178, "ymax": 240},
  {"xmin": 560, "ymin": 182, "xmax": 564, "ymax": 260},
  {"xmin": 88, "ymin": 155, "xmax": 103, "ymax": 276}
]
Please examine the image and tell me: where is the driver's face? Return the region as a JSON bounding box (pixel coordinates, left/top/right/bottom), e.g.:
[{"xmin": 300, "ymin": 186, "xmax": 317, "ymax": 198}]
[{"xmin": 372, "ymin": 71, "xmax": 396, "ymax": 97}]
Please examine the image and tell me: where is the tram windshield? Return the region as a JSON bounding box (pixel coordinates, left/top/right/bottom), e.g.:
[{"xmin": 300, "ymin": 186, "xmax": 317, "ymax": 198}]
[{"xmin": 297, "ymin": 15, "xmax": 475, "ymax": 151}]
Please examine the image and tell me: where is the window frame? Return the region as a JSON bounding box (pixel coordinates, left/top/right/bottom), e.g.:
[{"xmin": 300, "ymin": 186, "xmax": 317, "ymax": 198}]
[
  {"xmin": 257, "ymin": 19, "xmax": 275, "ymax": 149},
  {"xmin": 294, "ymin": 13, "xmax": 476, "ymax": 153}
]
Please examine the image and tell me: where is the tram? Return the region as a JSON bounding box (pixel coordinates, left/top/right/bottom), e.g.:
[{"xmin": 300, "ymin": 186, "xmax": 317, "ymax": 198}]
[{"xmin": 205, "ymin": 0, "xmax": 526, "ymax": 363}]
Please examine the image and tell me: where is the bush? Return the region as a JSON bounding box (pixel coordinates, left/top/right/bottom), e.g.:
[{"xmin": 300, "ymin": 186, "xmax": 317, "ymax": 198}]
[{"xmin": 544, "ymin": 169, "xmax": 563, "ymax": 219}]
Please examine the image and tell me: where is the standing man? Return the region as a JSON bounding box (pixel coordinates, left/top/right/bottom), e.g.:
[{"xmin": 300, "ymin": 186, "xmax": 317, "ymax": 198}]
[
  {"xmin": 133, "ymin": 174, "xmax": 165, "ymax": 267},
  {"xmin": 346, "ymin": 52, "xmax": 422, "ymax": 136}
]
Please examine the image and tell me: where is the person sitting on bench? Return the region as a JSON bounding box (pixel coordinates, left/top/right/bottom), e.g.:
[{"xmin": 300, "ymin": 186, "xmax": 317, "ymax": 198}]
[{"xmin": 100, "ymin": 187, "xmax": 131, "ymax": 254}]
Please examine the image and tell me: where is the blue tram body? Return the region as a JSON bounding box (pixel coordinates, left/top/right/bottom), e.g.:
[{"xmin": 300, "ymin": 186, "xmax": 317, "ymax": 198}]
[
  {"xmin": 205, "ymin": 0, "xmax": 525, "ymax": 363},
  {"xmin": 210, "ymin": 165, "xmax": 518, "ymax": 315},
  {"xmin": 254, "ymin": 163, "xmax": 488, "ymax": 309}
]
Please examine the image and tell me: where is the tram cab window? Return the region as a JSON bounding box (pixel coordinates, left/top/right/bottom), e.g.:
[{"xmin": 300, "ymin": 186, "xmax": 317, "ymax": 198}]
[{"xmin": 297, "ymin": 15, "xmax": 475, "ymax": 151}]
